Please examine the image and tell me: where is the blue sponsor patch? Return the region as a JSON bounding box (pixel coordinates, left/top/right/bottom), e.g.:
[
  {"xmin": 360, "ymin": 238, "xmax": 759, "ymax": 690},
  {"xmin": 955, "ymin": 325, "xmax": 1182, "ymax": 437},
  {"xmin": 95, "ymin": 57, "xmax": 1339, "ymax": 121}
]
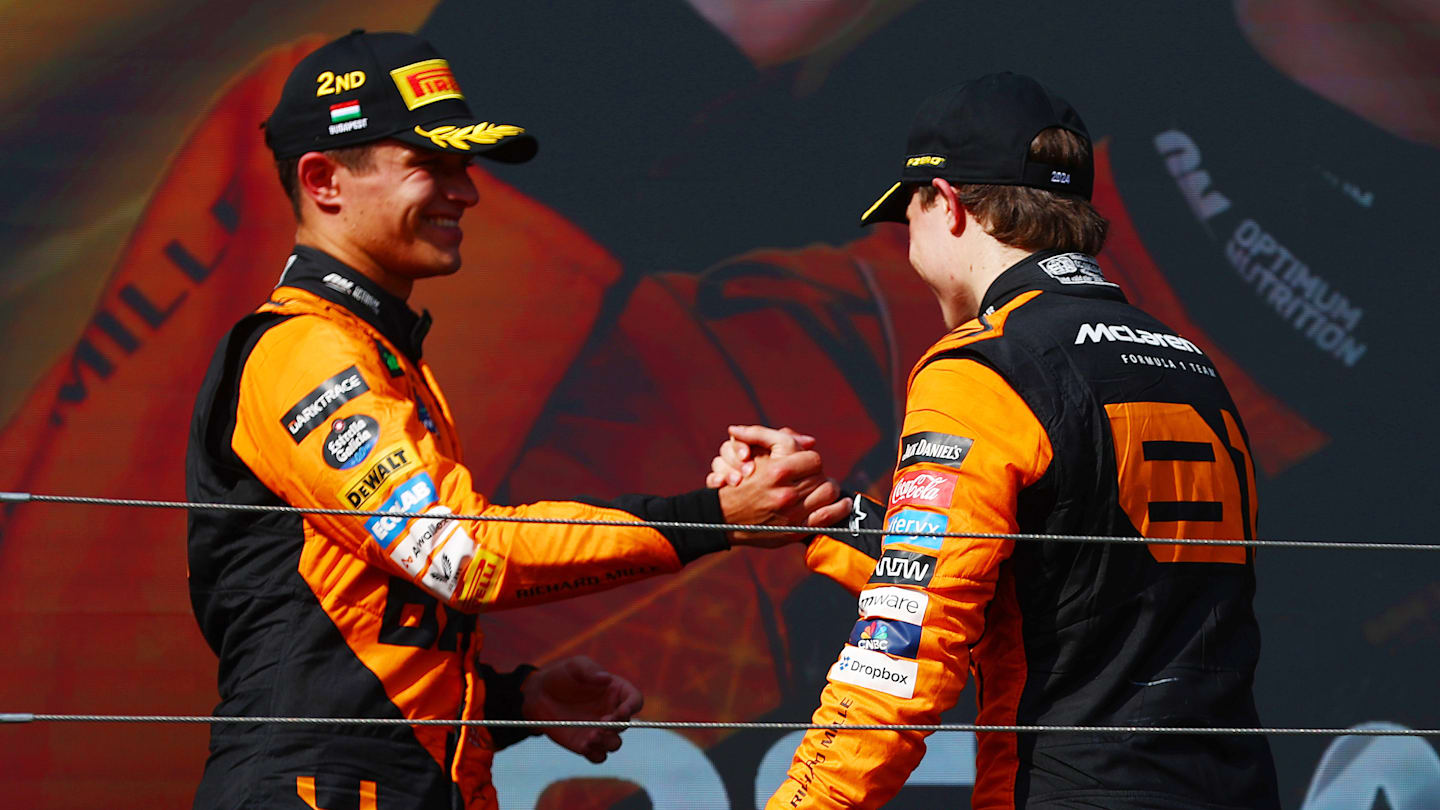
[
  {"xmin": 885, "ymin": 508, "xmax": 948, "ymax": 551},
  {"xmin": 416, "ymin": 400, "xmax": 437, "ymax": 433},
  {"xmin": 848, "ymin": 618, "xmax": 922, "ymax": 659},
  {"xmin": 365, "ymin": 472, "xmax": 438, "ymax": 548}
]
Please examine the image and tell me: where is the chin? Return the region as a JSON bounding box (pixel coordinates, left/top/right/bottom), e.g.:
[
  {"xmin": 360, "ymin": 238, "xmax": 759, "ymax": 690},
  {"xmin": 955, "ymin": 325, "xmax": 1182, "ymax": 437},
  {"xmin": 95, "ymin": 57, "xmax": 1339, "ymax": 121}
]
[{"xmin": 418, "ymin": 251, "xmax": 464, "ymax": 277}]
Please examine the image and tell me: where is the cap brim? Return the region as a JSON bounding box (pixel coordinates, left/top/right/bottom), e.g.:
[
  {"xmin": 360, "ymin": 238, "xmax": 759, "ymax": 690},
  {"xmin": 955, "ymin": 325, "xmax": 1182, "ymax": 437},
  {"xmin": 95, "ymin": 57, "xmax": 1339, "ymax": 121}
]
[
  {"xmin": 392, "ymin": 118, "xmax": 538, "ymax": 163},
  {"xmin": 859, "ymin": 182, "xmax": 909, "ymax": 226}
]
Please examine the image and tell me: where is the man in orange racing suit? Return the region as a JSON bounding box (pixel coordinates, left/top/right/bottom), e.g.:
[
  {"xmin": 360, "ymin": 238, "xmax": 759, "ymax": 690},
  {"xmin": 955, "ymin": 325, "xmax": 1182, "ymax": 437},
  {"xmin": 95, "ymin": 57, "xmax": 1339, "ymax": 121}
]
[
  {"xmin": 718, "ymin": 73, "xmax": 1281, "ymax": 808},
  {"xmin": 185, "ymin": 31, "xmax": 847, "ymax": 810}
]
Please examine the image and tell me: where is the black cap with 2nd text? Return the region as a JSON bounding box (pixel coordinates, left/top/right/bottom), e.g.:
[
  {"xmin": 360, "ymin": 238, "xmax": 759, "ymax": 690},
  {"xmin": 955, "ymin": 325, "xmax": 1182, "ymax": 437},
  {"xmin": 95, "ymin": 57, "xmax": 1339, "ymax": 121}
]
[
  {"xmin": 263, "ymin": 29, "xmax": 537, "ymax": 163},
  {"xmin": 861, "ymin": 72, "xmax": 1092, "ymax": 225}
]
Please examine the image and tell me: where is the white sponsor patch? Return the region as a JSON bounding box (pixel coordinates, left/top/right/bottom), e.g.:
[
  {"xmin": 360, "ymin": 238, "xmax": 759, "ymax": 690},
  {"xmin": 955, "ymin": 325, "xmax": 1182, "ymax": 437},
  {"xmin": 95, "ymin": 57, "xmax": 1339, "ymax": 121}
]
[
  {"xmin": 828, "ymin": 645, "xmax": 918, "ymax": 699},
  {"xmin": 1038, "ymin": 252, "xmax": 1117, "ymax": 288},
  {"xmin": 857, "ymin": 587, "xmax": 929, "ymax": 624},
  {"xmin": 389, "ymin": 505, "xmax": 454, "ymax": 578},
  {"xmin": 328, "ymin": 117, "xmax": 369, "ymax": 135},
  {"xmin": 423, "ymin": 523, "xmax": 476, "ymax": 601}
]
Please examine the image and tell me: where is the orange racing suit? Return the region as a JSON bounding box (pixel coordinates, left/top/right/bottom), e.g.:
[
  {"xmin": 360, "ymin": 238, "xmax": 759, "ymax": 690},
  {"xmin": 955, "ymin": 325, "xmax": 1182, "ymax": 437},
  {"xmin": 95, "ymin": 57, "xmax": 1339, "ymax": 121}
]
[
  {"xmin": 186, "ymin": 245, "xmax": 730, "ymax": 809},
  {"xmin": 776, "ymin": 250, "xmax": 1279, "ymax": 809}
]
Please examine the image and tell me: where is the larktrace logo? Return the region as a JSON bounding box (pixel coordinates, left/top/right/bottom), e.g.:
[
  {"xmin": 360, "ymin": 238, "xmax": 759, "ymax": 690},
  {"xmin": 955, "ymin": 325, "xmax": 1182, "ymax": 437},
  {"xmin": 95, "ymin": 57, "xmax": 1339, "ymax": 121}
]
[
  {"xmin": 898, "ymin": 431, "xmax": 973, "ymax": 470},
  {"xmin": 830, "ymin": 645, "xmax": 918, "ymax": 698},
  {"xmin": 281, "ymin": 366, "xmax": 369, "ymax": 443}
]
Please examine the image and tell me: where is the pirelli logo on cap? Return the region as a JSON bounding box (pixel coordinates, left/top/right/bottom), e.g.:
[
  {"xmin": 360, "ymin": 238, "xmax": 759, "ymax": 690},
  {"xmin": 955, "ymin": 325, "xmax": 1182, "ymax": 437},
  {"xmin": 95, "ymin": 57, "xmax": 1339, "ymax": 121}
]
[
  {"xmin": 391, "ymin": 59, "xmax": 464, "ymax": 110},
  {"xmin": 906, "ymin": 155, "xmax": 946, "ymax": 167}
]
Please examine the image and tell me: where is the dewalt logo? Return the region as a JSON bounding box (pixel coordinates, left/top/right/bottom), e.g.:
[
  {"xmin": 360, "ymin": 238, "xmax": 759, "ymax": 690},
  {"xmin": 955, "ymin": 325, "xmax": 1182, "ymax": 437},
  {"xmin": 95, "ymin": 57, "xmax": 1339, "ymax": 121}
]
[{"xmin": 341, "ymin": 445, "xmax": 416, "ymax": 507}]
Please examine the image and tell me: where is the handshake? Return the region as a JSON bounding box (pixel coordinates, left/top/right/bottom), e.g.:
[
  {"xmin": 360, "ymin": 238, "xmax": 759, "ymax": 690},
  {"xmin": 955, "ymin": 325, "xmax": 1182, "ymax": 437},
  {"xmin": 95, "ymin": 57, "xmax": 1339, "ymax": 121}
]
[{"xmin": 708, "ymin": 425, "xmax": 853, "ymax": 548}]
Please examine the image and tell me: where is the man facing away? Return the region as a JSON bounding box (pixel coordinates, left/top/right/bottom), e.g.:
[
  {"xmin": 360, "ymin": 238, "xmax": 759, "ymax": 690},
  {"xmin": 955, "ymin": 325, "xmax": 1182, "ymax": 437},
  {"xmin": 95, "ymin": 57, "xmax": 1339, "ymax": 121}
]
[
  {"xmin": 185, "ymin": 30, "xmax": 848, "ymax": 810},
  {"xmin": 714, "ymin": 72, "xmax": 1280, "ymax": 809}
]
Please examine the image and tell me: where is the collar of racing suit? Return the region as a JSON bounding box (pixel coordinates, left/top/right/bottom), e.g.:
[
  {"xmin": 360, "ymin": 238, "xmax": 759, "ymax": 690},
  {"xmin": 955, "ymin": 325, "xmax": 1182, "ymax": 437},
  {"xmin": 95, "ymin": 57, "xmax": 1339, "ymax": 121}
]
[
  {"xmin": 977, "ymin": 248, "xmax": 1130, "ymax": 317},
  {"xmin": 276, "ymin": 244, "xmax": 433, "ymax": 362}
]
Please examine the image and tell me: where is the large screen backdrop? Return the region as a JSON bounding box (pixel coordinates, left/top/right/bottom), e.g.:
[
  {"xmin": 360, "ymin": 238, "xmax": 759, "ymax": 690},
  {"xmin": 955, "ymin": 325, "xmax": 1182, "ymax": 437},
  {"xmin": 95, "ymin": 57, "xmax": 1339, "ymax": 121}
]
[{"xmin": 2, "ymin": 1, "xmax": 1437, "ymax": 807}]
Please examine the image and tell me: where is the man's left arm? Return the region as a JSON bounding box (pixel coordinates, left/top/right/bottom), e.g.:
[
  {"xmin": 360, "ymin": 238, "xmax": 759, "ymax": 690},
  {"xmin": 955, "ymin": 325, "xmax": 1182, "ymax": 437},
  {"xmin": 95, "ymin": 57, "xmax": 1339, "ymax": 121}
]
[{"xmin": 766, "ymin": 357, "xmax": 1052, "ymax": 809}]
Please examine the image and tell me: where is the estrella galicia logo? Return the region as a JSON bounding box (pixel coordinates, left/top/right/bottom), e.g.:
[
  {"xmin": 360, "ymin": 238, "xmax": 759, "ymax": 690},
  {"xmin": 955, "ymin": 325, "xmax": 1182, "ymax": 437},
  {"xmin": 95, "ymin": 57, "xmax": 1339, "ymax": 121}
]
[
  {"xmin": 281, "ymin": 365, "xmax": 370, "ymax": 443},
  {"xmin": 849, "ymin": 618, "xmax": 922, "ymax": 658},
  {"xmin": 323, "ymin": 414, "xmax": 379, "ymax": 470},
  {"xmin": 868, "ymin": 549, "xmax": 937, "ymax": 587},
  {"xmin": 885, "ymin": 508, "xmax": 948, "ymax": 551},
  {"xmin": 898, "ymin": 431, "xmax": 973, "ymax": 470},
  {"xmin": 365, "ymin": 472, "xmax": 438, "ymax": 548}
]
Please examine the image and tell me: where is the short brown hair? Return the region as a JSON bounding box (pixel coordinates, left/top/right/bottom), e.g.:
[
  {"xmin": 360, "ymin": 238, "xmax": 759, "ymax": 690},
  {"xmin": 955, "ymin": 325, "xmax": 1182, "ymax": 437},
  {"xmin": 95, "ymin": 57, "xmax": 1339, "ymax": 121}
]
[
  {"xmin": 274, "ymin": 144, "xmax": 379, "ymax": 219},
  {"xmin": 918, "ymin": 127, "xmax": 1108, "ymax": 255}
]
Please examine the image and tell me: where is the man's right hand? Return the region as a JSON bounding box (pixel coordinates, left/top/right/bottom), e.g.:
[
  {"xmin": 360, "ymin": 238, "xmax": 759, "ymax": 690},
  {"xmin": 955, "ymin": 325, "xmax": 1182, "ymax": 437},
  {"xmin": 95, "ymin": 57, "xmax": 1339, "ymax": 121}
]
[
  {"xmin": 713, "ymin": 425, "xmax": 852, "ymax": 547},
  {"xmin": 706, "ymin": 425, "xmax": 816, "ymax": 488}
]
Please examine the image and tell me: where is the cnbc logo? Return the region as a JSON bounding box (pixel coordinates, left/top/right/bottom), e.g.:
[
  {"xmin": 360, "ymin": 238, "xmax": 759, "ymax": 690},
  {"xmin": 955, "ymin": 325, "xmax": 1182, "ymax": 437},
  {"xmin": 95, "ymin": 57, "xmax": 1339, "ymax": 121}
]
[{"xmin": 857, "ymin": 621, "xmax": 890, "ymax": 651}]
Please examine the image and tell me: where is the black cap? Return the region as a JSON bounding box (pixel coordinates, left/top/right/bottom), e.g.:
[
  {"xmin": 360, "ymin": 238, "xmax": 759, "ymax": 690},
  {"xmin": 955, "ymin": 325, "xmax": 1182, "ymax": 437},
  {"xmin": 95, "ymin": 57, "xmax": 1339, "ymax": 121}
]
[
  {"xmin": 860, "ymin": 72, "xmax": 1091, "ymax": 225},
  {"xmin": 263, "ymin": 30, "xmax": 537, "ymax": 163}
]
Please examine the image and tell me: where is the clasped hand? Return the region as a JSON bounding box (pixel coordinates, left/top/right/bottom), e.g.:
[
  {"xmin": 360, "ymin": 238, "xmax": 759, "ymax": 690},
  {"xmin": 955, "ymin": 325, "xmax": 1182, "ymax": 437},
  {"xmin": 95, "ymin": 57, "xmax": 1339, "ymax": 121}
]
[{"xmin": 712, "ymin": 424, "xmax": 851, "ymax": 548}]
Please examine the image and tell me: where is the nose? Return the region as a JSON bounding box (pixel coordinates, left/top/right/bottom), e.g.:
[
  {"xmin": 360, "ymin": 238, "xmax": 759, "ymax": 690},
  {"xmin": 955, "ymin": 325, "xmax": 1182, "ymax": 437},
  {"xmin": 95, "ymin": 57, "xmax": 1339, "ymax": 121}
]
[{"xmin": 443, "ymin": 164, "xmax": 479, "ymax": 208}]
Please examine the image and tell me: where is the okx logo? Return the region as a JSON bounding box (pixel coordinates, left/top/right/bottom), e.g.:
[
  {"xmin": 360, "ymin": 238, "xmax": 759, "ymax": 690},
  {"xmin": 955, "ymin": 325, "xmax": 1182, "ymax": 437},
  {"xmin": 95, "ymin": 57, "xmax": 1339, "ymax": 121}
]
[{"xmin": 868, "ymin": 549, "xmax": 937, "ymax": 587}]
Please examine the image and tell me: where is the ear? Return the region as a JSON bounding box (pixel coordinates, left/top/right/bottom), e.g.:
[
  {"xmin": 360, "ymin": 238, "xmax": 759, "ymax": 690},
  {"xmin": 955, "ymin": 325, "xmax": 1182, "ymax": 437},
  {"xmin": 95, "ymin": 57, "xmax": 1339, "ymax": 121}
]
[
  {"xmin": 931, "ymin": 178, "xmax": 965, "ymax": 235},
  {"xmin": 296, "ymin": 151, "xmax": 343, "ymax": 213}
]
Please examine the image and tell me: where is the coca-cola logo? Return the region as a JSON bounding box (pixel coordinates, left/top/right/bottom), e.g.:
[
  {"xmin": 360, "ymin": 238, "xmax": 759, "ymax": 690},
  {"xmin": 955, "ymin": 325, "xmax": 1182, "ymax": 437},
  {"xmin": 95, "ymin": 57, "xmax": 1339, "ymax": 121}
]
[{"xmin": 889, "ymin": 469, "xmax": 957, "ymax": 508}]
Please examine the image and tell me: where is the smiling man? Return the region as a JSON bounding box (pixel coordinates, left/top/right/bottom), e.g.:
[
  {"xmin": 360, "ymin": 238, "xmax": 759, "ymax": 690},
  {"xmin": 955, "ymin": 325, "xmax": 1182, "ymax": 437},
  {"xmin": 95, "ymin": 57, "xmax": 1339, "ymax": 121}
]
[{"xmin": 185, "ymin": 30, "xmax": 847, "ymax": 810}]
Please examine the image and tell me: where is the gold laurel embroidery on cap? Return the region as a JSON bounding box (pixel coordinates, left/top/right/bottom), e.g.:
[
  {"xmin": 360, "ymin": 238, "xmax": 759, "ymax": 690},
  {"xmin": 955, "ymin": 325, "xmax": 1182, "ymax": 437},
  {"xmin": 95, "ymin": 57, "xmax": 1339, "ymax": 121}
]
[{"xmin": 413, "ymin": 123, "xmax": 525, "ymax": 150}]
